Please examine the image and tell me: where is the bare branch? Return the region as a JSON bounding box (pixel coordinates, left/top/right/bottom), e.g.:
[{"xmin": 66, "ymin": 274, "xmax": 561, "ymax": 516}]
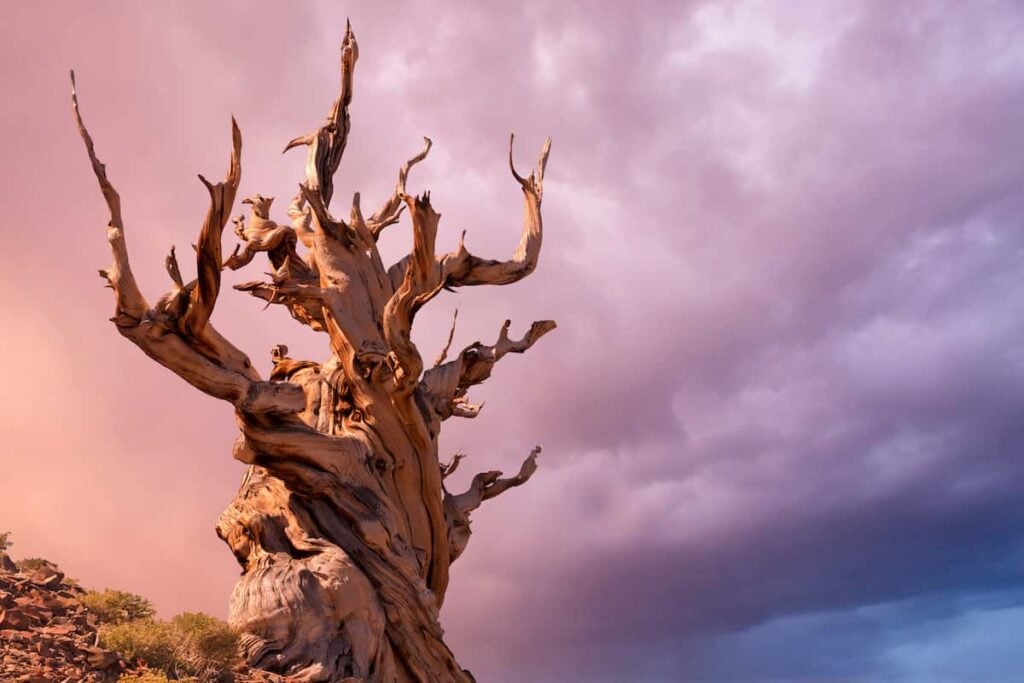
[
  {"xmin": 70, "ymin": 70, "xmax": 148, "ymax": 324},
  {"xmin": 234, "ymin": 277, "xmax": 328, "ymax": 331},
  {"xmin": 450, "ymin": 397, "xmax": 484, "ymax": 419},
  {"xmin": 438, "ymin": 135, "xmax": 552, "ymax": 288},
  {"xmin": 420, "ymin": 319, "xmax": 556, "ymax": 421},
  {"xmin": 440, "ymin": 452, "xmax": 465, "ymax": 480},
  {"xmin": 448, "ymin": 446, "xmax": 541, "ymax": 517},
  {"xmin": 433, "ymin": 308, "xmax": 459, "ymax": 367},
  {"xmin": 74, "ymin": 74, "xmax": 309, "ymax": 416},
  {"xmin": 444, "ymin": 446, "xmax": 542, "ymax": 564},
  {"xmin": 183, "ymin": 117, "xmax": 242, "ymax": 337},
  {"xmin": 481, "ymin": 445, "xmax": 541, "ymax": 501},
  {"xmin": 287, "ymin": 191, "xmax": 315, "ymax": 249},
  {"xmin": 367, "ymin": 137, "xmax": 432, "ymax": 238},
  {"xmin": 382, "ymin": 193, "xmax": 446, "ymax": 394},
  {"xmin": 223, "ymin": 194, "xmax": 313, "ymax": 276},
  {"xmin": 165, "ymin": 246, "xmax": 185, "ymax": 289},
  {"xmin": 283, "ymin": 22, "xmax": 358, "ymax": 207}
]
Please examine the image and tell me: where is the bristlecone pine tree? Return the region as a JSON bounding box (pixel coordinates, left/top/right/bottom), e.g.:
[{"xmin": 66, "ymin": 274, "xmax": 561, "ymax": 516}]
[{"xmin": 72, "ymin": 23, "xmax": 553, "ymax": 682}]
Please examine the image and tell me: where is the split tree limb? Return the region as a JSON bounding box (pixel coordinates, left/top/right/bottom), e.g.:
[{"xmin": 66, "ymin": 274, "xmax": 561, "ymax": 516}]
[
  {"xmin": 72, "ymin": 73, "xmax": 304, "ymax": 415},
  {"xmin": 184, "ymin": 117, "xmax": 241, "ymax": 337}
]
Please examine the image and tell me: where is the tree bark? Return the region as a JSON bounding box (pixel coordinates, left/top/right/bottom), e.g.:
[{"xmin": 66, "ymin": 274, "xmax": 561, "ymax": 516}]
[{"xmin": 72, "ymin": 23, "xmax": 553, "ymax": 683}]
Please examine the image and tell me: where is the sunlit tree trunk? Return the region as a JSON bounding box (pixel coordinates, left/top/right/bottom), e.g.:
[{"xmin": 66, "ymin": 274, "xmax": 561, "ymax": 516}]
[{"xmin": 72, "ymin": 23, "xmax": 553, "ymax": 682}]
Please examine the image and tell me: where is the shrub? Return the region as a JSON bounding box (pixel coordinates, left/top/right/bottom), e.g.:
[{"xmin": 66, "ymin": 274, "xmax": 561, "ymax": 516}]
[
  {"xmin": 100, "ymin": 612, "xmax": 240, "ymax": 680},
  {"xmin": 117, "ymin": 671, "xmax": 183, "ymax": 683},
  {"xmin": 82, "ymin": 589, "xmax": 156, "ymax": 624},
  {"xmin": 16, "ymin": 557, "xmax": 57, "ymax": 573},
  {"xmin": 0, "ymin": 531, "xmax": 11, "ymax": 553},
  {"xmin": 170, "ymin": 612, "xmax": 240, "ymax": 676},
  {"xmin": 101, "ymin": 619, "xmax": 177, "ymax": 673}
]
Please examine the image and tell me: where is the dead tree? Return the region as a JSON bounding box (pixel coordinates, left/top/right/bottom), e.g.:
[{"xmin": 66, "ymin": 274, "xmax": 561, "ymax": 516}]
[{"xmin": 72, "ymin": 23, "xmax": 553, "ymax": 682}]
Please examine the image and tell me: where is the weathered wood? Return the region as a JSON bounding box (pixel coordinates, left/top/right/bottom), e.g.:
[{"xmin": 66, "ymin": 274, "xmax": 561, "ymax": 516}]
[{"xmin": 73, "ymin": 23, "xmax": 553, "ymax": 683}]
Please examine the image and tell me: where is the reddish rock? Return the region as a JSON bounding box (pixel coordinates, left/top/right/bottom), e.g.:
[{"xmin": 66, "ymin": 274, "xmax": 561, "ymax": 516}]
[{"xmin": 0, "ymin": 563, "xmax": 122, "ymax": 682}]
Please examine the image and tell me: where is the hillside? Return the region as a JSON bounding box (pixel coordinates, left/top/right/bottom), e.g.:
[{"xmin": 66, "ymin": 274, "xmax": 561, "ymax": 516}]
[
  {"xmin": 0, "ymin": 545, "xmax": 282, "ymax": 683},
  {"xmin": 0, "ymin": 552, "xmax": 123, "ymax": 681}
]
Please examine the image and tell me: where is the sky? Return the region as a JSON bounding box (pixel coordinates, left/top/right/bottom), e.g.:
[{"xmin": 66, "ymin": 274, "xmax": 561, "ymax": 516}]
[{"xmin": 1, "ymin": 1, "xmax": 1024, "ymax": 681}]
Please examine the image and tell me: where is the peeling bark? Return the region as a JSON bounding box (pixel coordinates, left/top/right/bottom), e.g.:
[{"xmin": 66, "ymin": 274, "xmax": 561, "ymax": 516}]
[{"xmin": 72, "ymin": 24, "xmax": 553, "ymax": 683}]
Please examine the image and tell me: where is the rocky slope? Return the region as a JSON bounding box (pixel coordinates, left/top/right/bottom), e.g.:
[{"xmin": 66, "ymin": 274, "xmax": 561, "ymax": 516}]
[{"xmin": 0, "ymin": 553, "xmax": 124, "ymax": 682}]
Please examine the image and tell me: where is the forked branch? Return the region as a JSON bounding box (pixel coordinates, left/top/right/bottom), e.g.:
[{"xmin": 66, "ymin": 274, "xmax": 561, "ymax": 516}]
[
  {"xmin": 72, "ymin": 73, "xmax": 304, "ymax": 415},
  {"xmin": 184, "ymin": 117, "xmax": 242, "ymax": 337},
  {"xmin": 382, "ymin": 193, "xmax": 446, "ymax": 394},
  {"xmin": 438, "ymin": 135, "xmax": 552, "ymax": 288},
  {"xmin": 444, "ymin": 446, "xmax": 542, "ymax": 563},
  {"xmin": 283, "ymin": 21, "xmax": 358, "ymax": 207},
  {"xmin": 420, "ymin": 319, "xmax": 556, "ymax": 421},
  {"xmin": 367, "ymin": 137, "xmax": 432, "ymax": 238}
]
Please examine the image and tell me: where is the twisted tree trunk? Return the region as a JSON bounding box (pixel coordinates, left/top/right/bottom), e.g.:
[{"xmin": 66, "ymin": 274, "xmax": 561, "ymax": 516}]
[{"xmin": 72, "ymin": 23, "xmax": 553, "ymax": 682}]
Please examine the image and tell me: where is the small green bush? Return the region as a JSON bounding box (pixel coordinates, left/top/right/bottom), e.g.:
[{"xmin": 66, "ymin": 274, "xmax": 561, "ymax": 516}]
[
  {"xmin": 82, "ymin": 589, "xmax": 156, "ymax": 624},
  {"xmin": 100, "ymin": 612, "xmax": 239, "ymax": 680},
  {"xmin": 101, "ymin": 619, "xmax": 177, "ymax": 673},
  {"xmin": 170, "ymin": 612, "xmax": 240, "ymax": 676}
]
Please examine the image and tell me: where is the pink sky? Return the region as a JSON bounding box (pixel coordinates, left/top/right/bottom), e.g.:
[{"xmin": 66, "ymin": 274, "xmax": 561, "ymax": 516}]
[{"xmin": 4, "ymin": 2, "xmax": 1024, "ymax": 681}]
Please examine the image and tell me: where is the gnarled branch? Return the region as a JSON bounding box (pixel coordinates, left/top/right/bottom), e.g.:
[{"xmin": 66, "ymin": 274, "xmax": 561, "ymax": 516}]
[
  {"xmin": 184, "ymin": 117, "xmax": 242, "ymax": 337},
  {"xmin": 440, "ymin": 452, "xmax": 465, "ymax": 480},
  {"xmin": 444, "ymin": 446, "xmax": 541, "ymax": 563},
  {"xmin": 367, "ymin": 137, "xmax": 432, "ymax": 238},
  {"xmin": 283, "ymin": 20, "xmax": 358, "ymax": 207},
  {"xmin": 73, "ymin": 73, "xmax": 303, "ymax": 415},
  {"xmin": 223, "ymin": 194, "xmax": 306, "ymax": 272},
  {"xmin": 71, "ymin": 70, "xmax": 148, "ymax": 325},
  {"xmin": 438, "ymin": 135, "xmax": 551, "ymax": 287},
  {"xmin": 420, "ymin": 319, "xmax": 556, "ymax": 421},
  {"xmin": 382, "ymin": 193, "xmax": 446, "ymax": 395}
]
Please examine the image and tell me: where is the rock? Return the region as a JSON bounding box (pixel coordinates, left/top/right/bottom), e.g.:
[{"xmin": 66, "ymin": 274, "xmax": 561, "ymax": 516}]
[
  {"xmin": 0, "ymin": 608, "xmax": 33, "ymax": 630},
  {"xmin": 84, "ymin": 647, "xmax": 119, "ymax": 670},
  {"xmin": 28, "ymin": 565, "xmax": 64, "ymax": 588},
  {"xmin": 39, "ymin": 623, "xmax": 77, "ymax": 636},
  {"xmin": 0, "ymin": 562, "xmax": 122, "ymax": 682}
]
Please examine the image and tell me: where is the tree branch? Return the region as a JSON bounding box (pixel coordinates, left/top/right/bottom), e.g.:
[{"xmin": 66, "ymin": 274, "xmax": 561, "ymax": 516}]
[
  {"xmin": 367, "ymin": 137, "xmax": 432, "ymax": 239},
  {"xmin": 480, "ymin": 445, "xmax": 540, "ymax": 501},
  {"xmin": 73, "ymin": 72, "xmax": 304, "ymax": 416},
  {"xmin": 283, "ymin": 21, "xmax": 358, "ymax": 207},
  {"xmin": 437, "ymin": 135, "xmax": 551, "ymax": 287},
  {"xmin": 440, "ymin": 452, "xmax": 465, "ymax": 480},
  {"xmin": 382, "ymin": 193, "xmax": 446, "ymax": 394},
  {"xmin": 223, "ymin": 195, "xmax": 306, "ymax": 272},
  {"xmin": 433, "ymin": 308, "xmax": 459, "ymax": 367},
  {"xmin": 420, "ymin": 319, "xmax": 556, "ymax": 421},
  {"xmin": 71, "ymin": 70, "xmax": 148, "ymax": 325},
  {"xmin": 183, "ymin": 117, "xmax": 242, "ymax": 338},
  {"xmin": 444, "ymin": 446, "xmax": 541, "ymax": 563}
]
